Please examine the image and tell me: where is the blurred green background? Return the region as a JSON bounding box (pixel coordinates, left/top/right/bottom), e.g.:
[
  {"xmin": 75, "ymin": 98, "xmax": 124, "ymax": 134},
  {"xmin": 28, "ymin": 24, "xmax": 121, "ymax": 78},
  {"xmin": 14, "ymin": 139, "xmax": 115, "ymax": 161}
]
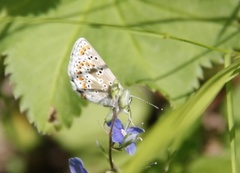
[{"xmin": 1, "ymin": 0, "xmax": 240, "ymax": 173}]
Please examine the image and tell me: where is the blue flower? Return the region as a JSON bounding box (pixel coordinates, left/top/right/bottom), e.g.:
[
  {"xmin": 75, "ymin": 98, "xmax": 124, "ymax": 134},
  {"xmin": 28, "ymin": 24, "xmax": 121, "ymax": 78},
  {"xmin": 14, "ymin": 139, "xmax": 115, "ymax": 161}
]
[
  {"xmin": 69, "ymin": 157, "xmax": 88, "ymax": 173},
  {"xmin": 107, "ymin": 118, "xmax": 145, "ymax": 155}
]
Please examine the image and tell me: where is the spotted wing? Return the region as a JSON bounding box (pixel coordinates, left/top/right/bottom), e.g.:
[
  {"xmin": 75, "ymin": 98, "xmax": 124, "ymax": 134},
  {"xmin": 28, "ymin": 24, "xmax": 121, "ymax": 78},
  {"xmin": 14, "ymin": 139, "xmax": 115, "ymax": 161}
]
[{"xmin": 68, "ymin": 38, "xmax": 121, "ymax": 107}]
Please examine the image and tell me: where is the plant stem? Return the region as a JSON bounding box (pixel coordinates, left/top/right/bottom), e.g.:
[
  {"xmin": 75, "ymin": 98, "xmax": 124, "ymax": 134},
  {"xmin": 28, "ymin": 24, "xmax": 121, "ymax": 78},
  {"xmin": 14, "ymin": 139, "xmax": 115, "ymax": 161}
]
[
  {"xmin": 224, "ymin": 53, "xmax": 238, "ymax": 173},
  {"xmin": 108, "ymin": 106, "xmax": 118, "ymax": 172}
]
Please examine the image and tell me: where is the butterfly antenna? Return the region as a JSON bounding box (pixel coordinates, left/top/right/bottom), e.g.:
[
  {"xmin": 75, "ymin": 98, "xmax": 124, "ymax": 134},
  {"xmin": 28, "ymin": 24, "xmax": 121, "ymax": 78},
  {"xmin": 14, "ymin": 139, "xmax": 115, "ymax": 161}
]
[{"xmin": 130, "ymin": 95, "xmax": 159, "ymax": 110}]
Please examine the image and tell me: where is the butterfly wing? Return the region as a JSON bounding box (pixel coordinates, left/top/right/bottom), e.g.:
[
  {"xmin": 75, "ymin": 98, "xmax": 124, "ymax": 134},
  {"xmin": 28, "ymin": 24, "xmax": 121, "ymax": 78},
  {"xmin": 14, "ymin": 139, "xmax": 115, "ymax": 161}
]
[{"xmin": 68, "ymin": 38, "xmax": 121, "ymax": 107}]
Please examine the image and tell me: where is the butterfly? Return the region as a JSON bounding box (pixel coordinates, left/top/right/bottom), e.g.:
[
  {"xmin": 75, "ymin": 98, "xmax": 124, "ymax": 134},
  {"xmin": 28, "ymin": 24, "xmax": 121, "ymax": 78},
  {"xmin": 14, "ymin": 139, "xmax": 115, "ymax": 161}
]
[{"xmin": 68, "ymin": 38, "xmax": 131, "ymax": 110}]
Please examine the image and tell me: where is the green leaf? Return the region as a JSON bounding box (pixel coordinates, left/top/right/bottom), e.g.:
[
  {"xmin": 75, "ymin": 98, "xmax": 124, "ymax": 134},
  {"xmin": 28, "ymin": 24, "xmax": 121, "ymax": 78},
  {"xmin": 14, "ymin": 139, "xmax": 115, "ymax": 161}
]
[
  {"xmin": 1, "ymin": 0, "xmax": 240, "ymax": 132},
  {"xmin": 122, "ymin": 58, "xmax": 240, "ymax": 173}
]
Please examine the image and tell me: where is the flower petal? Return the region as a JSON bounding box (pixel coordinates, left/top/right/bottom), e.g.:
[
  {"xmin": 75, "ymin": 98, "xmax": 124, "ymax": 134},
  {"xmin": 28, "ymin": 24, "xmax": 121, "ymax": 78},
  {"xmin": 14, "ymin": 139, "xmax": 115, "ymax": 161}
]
[
  {"xmin": 69, "ymin": 157, "xmax": 88, "ymax": 173},
  {"xmin": 112, "ymin": 118, "xmax": 124, "ymax": 129},
  {"xmin": 126, "ymin": 126, "xmax": 145, "ymax": 134},
  {"xmin": 107, "ymin": 118, "xmax": 125, "ymax": 143},
  {"xmin": 125, "ymin": 143, "xmax": 136, "ymax": 155},
  {"xmin": 112, "ymin": 127, "xmax": 124, "ymax": 143}
]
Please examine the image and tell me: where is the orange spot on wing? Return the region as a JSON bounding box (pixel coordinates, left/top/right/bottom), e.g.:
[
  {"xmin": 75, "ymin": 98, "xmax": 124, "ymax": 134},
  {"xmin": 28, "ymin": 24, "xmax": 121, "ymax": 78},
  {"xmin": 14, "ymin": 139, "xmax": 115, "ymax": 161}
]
[
  {"xmin": 78, "ymin": 76, "xmax": 84, "ymax": 80},
  {"xmin": 82, "ymin": 83, "xmax": 87, "ymax": 90},
  {"xmin": 85, "ymin": 62, "xmax": 90, "ymax": 66}
]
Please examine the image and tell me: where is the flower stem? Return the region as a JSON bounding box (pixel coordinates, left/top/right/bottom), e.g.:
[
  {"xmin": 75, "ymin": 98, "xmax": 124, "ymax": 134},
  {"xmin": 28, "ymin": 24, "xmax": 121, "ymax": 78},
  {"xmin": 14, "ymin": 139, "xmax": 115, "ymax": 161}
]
[{"xmin": 108, "ymin": 106, "xmax": 118, "ymax": 172}]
